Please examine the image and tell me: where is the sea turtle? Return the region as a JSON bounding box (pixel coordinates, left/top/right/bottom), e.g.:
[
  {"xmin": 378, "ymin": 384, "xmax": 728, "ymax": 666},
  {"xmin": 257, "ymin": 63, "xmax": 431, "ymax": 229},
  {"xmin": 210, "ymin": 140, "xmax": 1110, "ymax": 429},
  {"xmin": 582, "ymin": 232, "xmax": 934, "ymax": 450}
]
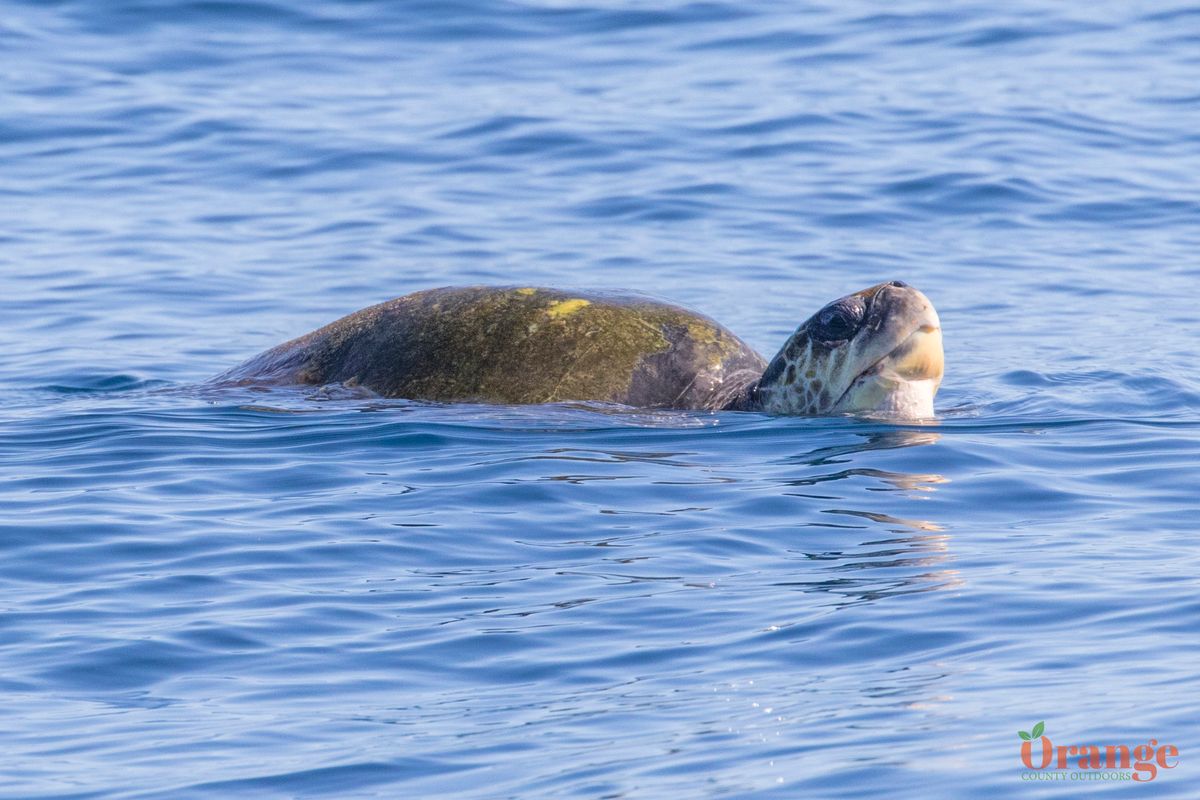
[{"xmin": 218, "ymin": 281, "xmax": 943, "ymax": 417}]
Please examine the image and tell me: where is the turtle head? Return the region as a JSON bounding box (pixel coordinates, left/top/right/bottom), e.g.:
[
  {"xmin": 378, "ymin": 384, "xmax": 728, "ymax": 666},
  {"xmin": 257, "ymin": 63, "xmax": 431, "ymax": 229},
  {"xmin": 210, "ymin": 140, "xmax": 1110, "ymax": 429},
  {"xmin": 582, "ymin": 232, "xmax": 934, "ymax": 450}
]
[{"xmin": 754, "ymin": 281, "xmax": 943, "ymax": 418}]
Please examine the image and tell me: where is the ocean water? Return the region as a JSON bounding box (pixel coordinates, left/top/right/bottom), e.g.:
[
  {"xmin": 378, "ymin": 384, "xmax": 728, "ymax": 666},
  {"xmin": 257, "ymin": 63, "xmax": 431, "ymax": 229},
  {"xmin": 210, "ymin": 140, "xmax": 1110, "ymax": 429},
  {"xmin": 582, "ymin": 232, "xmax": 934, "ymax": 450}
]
[{"xmin": 3, "ymin": 0, "xmax": 1200, "ymax": 797}]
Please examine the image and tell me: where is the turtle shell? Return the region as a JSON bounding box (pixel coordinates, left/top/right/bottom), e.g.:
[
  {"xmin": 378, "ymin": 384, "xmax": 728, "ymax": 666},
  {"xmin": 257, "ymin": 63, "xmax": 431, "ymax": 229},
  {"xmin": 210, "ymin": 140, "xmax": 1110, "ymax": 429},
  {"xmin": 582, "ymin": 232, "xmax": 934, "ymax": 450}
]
[{"xmin": 221, "ymin": 286, "xmax": 766, "ymax": 410}]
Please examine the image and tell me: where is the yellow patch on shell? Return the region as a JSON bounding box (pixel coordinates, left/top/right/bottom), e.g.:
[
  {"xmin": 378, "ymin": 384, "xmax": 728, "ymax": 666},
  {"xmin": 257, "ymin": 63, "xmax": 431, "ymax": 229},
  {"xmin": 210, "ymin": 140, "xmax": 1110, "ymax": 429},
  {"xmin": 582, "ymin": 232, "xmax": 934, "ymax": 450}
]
[
  {"xmin": 685, "ymin": 321, "xmax": 719, "ymax": 345},
  {"xmin": 515, "ymin": 287, "xmax": 537, "ymax": 296},
  {"xmin": 545, "ymin": 298, "xmax": 591, "ymax": 318}
]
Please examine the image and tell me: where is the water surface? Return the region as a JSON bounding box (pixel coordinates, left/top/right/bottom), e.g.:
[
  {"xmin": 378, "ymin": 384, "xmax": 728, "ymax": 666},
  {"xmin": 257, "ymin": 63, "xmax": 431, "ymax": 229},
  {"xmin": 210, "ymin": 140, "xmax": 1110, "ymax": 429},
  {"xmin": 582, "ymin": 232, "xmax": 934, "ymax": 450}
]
[{"xmin": 3, "ymin": 1, "xmax": 1200, "ymax": 797}]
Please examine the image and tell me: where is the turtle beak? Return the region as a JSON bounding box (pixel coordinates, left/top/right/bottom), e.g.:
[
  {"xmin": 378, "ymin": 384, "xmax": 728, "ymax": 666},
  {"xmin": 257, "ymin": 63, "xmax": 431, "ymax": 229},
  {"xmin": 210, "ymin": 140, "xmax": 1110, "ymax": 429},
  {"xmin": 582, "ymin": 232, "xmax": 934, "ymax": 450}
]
[{"xmin": 889, "ymin": 320, "xmax": 943, "ymax": 385}]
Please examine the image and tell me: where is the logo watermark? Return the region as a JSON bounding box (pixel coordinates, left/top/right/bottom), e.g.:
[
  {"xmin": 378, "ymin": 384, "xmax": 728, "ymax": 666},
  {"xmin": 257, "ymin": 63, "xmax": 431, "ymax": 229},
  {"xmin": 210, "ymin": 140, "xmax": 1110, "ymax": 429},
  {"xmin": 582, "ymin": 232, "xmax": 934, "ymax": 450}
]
[{"xmin": 1018, "ymin": 721, "xmax": 1179, "ymax": 783}]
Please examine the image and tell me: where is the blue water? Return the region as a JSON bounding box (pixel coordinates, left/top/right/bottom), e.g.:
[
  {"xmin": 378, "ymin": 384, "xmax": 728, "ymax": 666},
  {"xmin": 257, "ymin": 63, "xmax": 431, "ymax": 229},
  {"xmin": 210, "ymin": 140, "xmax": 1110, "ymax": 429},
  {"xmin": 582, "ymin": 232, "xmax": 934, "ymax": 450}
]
[{"xmin": 3, "ymin": 1, "xmax": 1200, "ymax": 797}]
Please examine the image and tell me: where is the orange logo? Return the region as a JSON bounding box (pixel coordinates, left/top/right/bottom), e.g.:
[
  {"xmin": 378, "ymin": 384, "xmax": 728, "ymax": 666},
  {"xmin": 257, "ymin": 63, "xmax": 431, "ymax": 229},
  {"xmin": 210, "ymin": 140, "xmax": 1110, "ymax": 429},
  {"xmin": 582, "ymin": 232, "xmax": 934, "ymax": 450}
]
[{"xmin": 1019, "ymin": 721, "xmax": 1179, "ymax": 783}]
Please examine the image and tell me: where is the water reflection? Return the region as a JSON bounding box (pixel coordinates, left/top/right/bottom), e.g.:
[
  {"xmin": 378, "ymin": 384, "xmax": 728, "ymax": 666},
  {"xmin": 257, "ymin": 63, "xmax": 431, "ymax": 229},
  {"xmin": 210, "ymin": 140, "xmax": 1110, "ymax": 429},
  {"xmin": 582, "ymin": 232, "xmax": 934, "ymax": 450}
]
[
  {"xmin": 777, "ymin": 530, "xmax": 962, "ymax": 606},
  {"xmin": 774, "ymin": 427, "xmax": 958, "ymax": 606},
  {"xmin": 788, "ymin": 428, "xmax": 943, "ymax": 466},
  {"xmin": 821, "ymin": 508, "xmax": 943, "ymax": 532},
  {"xmin": 782, "ymin": 427, "xmax": 945, "ymax": 512},
  {"xmin": 785, "ymin": 467, "xmax": 948, "ymax": 495}
]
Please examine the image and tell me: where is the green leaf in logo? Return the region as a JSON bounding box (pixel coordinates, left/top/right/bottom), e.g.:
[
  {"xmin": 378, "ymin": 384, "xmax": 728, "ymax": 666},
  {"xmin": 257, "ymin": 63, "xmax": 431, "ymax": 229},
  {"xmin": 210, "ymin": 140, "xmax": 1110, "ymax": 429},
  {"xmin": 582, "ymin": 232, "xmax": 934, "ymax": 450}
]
[
  {"xmin": 1032, "ymin": 721, "xmax": 1044, "ymax": 739},
  {"xmin": 1019, "ymin": 731, "xmax": 1031, "ymax": 741}
]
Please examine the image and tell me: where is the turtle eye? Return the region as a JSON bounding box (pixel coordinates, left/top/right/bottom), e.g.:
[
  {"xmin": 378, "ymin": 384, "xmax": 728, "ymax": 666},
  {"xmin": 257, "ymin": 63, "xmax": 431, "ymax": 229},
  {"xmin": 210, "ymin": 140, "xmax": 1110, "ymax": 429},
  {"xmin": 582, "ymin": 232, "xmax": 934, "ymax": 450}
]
[{"xmin": 813, "ymin": 297, "xmax": 865, "ymax": 343}]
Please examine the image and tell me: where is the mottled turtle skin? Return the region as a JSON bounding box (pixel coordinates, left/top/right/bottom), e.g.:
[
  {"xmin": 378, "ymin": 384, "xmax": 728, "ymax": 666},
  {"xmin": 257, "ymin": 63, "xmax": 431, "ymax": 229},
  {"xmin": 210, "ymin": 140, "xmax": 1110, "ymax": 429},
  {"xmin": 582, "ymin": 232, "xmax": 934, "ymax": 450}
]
[
  {"xmin": 219, "ymin": 286, "xmax": 767, "ymax": 410},
  {"xmin": 220, "ymin": 281, "xmax": 944, "ymax": 416}
]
